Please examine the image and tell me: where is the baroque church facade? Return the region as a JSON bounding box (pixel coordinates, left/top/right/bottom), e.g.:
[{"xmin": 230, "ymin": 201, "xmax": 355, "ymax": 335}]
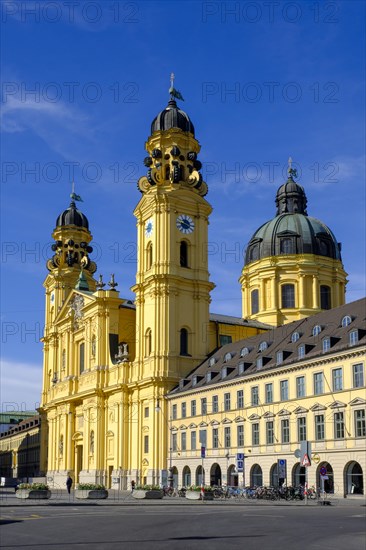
[{"xmin": 40, "ymin": 94, "xmax": 365, "ymax": 496}]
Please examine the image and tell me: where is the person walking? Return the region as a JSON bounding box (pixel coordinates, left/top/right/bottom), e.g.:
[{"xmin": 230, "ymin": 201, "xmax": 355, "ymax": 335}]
[{"xmin": 66, "ymin": 475, "xmax": 73, "ymax": 495}]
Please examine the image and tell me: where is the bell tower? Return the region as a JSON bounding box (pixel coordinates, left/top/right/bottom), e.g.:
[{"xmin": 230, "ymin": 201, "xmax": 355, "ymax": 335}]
[{"xmin": 130, "ymin": 83, "xmax": 214, "ymax": 483}]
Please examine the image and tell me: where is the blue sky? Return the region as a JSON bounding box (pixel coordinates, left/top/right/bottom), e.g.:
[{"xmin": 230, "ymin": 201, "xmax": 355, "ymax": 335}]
[{"xmin": 1, "ymin": 0, "xmax": 365, "ymax": 412}]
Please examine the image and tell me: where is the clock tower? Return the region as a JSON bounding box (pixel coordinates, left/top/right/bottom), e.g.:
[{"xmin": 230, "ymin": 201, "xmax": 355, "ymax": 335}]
[{"xmin": 129, "ymin": 87, "xmax": 214, "ymax": 483}]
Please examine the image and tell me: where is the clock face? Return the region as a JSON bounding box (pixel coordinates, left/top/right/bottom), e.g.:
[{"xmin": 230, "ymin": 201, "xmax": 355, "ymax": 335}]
[
  {"xmin": 145, "ymin": 218, "xmax": 153, "ymax": 238},
  {"xmin": 176, "ymin": 214, "xmax": 195, "ymax": 234}
]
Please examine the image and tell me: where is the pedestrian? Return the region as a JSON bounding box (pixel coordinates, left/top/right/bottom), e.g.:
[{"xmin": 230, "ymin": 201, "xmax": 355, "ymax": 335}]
[
  {"xmin": 66, "ymin": 474, "xmax": 73, "ymax": 494},
  {"xmin": 131, "ymin": 480, "xmax": 135, "ymax": 492}
]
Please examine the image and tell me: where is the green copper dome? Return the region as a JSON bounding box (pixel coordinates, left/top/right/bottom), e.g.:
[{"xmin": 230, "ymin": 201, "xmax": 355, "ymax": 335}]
[{"xmin": 245, "ymin": 173, "xmax": 342, "ymax": 265}]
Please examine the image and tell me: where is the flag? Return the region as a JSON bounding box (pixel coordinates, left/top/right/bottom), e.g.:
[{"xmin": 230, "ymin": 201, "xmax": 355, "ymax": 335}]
[
  {"xmin": 169, "ymin": 87, "xmax": 184, "ymax": 101},
  {"xmin": 70, "ymin": 192, "xmax": 83, "ymax": 202}
]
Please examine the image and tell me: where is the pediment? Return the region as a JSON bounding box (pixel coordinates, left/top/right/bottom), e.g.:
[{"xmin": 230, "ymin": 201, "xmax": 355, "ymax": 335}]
[
  {"xmin": 72, "ymin": 431, "xmax": 83, "ymax": 441},
  {"xmin": 142, "ymin": 426, "xmax": 149, "ymax": 432},
  {"xmin": 329, "ymin": 400, "xmax": 346, "ymax": 409},
  {"xmin": 263, "ymin": 411, "xmax": 275, "ymax": 418},
  {"xmin": 210, "ymin": 420, "xmax": 219, "ymax": 426},
  {"xmin": 278, "ymin": 409, "xmax": 291, "ymax": 416},
  {"xmin": 234, "ymin": 416, "xmax": 245, "ymax": 423},
  {"xmin": 188, "ymin": 423, "xmax": 197, "ymax": 428},
  {"xmin": 199, "ymin": 421, "xmax": 208, "ymax": 427},
  {"xmin": 54, "ymin": 289, "xmax": 96, "ymax": 325},
  {"xmin": 106, "ymin": 430, "xmax": 114, "ymax": 436},
  {"xmin": 221, "ymin": 418, "xmax": 232, "ymax": 424},
  {"xmin": 179, "ymin": 424, "xmax": 187, "ymax": 430},
  {"xmin": 248, "ymin": 413, "xmax": 260, "ymax": 421},
  {"xmin": 349, "ymin": 397, "xmax": 366, "ymax": 406},
  {"xmin": 294, "ymin": 406, "xmax": 308, "ymax": 414},
  {"xmin": 310, "ymin": 403, "xmax": 327, "ymax": 412},
  {"xmin": 142, "ymin": 458, "xmax": 149, "ymax": 466}
]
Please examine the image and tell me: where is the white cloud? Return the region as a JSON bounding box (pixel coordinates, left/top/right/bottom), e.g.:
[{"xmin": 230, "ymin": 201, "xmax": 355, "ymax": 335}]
[{"xmin": 1, "ymin": 359, "xmax": 42, "ymax": 412}]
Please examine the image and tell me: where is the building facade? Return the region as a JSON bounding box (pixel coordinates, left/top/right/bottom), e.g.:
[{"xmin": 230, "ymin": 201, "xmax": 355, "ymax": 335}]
[{"xmin": 38, "ymin": 91, "xmax": 364, "ymax": 496}]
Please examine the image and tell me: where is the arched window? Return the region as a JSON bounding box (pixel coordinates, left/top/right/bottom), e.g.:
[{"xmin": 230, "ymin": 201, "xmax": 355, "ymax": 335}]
[
  {"xmin": 282, "ymin": 284, "xmax": 295, "ymax": 308},
  {"xmin": 291, "ymin": 332, "xmax": 300, "ymax": 343},
  {"xmin": 251, "ymin": 289, "xmax": 259, "ymax": 314},
  {"xmin": 145, "ymin": 329, "xmax": 152, "ymax": 356},
  {"xmin": 91, "ymin": 336, "xmax": 96, "ymax": 357},
  {"xmin": 146, "ymin": 242, "xmax": 153, "ymax": 270},
  {"xmin": 320, "ymin": 285, "xmax": 331, "ymax": 310},
  {"xmin": 258, "ymin": 341, "xmax": 268, "ymax": 352},
  {"xmin": 90, "ymin": 430, "xmax": 94, "ymax": 455},
  {"xmin": 240, "ymin": 347, "xmax": 249, "ymax": 357},
  {"xmin": 79, "ymin": 343, "xmax": 85, "ymax": 374},
  {"xmin": 280, "ymin": 238, "xmax": 294, "ymax": 254},
  {"xmin": 180, "ymin": 328, "xmax": 188, "ymax": 356},
  {"xmin": 249, "ymin": 244, "xmax": 259, "ymax": 262},
  {"xmin": 341, "ymin": 315, "xmax": 352, "ymax": 328},
  {"xmin": 180, "ymin": 241, "xmax": 188, "ymax": 267},
  {"xmin": 312, "ymin": 325, "xmax": 322, "ymax": 337},
  {"xmin": 61, "ymin": 349, "xmax": 66, "ymax": 370}
]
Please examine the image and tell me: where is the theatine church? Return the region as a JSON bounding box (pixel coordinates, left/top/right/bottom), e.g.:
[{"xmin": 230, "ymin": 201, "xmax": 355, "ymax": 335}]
[{"xmin": 38, "ymin": 90, "xmax": 365, "ymax": 497}]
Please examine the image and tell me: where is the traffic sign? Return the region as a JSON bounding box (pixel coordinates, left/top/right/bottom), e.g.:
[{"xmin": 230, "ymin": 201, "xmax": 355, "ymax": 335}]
[
  {"xmin": 320, "ymin": 466, "xmax": 327, "ymax": 476},
  {"xmin": 237, "ymin": 460, "xmax": 244, "ymax": 472},
  {"xmin": 278, "ymin": 459, "xmax": 287, "ymax": 479},
  {"xmin": 201, "ymin": 446, "xmax": 206, "ymax": 458},
  {"xmin": 237, "ymin": 453, "xmax": 244, "ymax": 461},
  {"xmin": 301, "ymin": 453, "xmax": 311, "ymax": 467}
]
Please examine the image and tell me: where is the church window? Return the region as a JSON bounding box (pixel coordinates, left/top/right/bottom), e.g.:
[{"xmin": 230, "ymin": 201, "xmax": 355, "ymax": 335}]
[
  {"xmin": 91, "ymin": 336, "xmax": 96, "ymax": 357},
  {"xmin": 146, "ymin": 242, "xmax": 153, "ymax": 270},
  {"xmin": 180, "ymin": 241, "xmax": 188, "ymax": 267},
  {"xmin": 61, "ymin": 349, "xmax": 66, "ymax": 370},
  {"xmin": 79, "ymin": 343, "xmax": 85, "ymax": 374},
  {"xmin": 145, "ymin": 329, "xmax": 152, "ymax": 356},
  {"xmin": 90, "ymin": 431, "xmax": 94, "ymax": 454},
  {"xmin": 144, "ymin": 435, "xmax": 149, "ymax": 454},
  {"xmin": 320, "ymin": 285, "xmax": 331, "ymax": 310},
  {"xmin": 281, "ymin": 284, "xmax": 295, "ymax": 308},
  {"xmin": 180, "ymin": 328, "xmax": 189, "ymax": 356},
  {"xmin": 280, "ymin": 238, "xmax": 294, "ymax": 254},
  {"xmin": 251, "ymin": 289, "xmax": 259, "ymax": 314}
]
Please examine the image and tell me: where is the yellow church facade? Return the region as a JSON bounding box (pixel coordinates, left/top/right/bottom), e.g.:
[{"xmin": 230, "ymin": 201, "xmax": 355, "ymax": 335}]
[{"xmin": 39, "ymin": 91, "xmax": 364, "ymax": 496}]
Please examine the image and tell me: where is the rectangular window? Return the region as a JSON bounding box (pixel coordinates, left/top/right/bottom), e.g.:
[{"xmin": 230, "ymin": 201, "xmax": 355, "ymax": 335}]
[
  {"xmin": 191, "ymin": 400, "xmax": 196, "ymax": 417},
  {"xmin": 251, "ymin": 289, "xmax": 259, "ymax": 314},
  {"xmin": 265, "ymin": 383, "xmax": 273, "ymax": 404},
  {"xmin": 79, "ymin": 343, "xmax": 85, "ymax": 374},
  {"xmin": 353, "ymin": 363, "xmax": 364, "ymax": 388},
  {"xmin": 219, "ymin": 335, "xmax": 232, "ymax": 346},
  {"xmin": 181, "ymin": 432, "xmax": 186, "ymax": 451},
  {"xmin": 252, "ymin": 423, "xmax": 259, "ymax": 446},
  {"xmin": 280, "ymin": 380, "xmax": 289, "ymax": 401},
  {"xmin": 349, "ymin": 330, "xmax": 358, "ymax": 346},
  {"xmin": 334, "ymin": 412, "xmax": 345, "ymax": 439},
  {"xmin": 144, "ymin": 407, "xmax": 149, "ymax": 418},
  {"xmin": 332, "ymin": 368, "xmax": 343, "ymax": 392},
  {"xmin": 181, "ymin": 402, "xmax": 186, "ymax": 418},
  {"xmin": 191, "ymin": 431, "xmax": 197, "ymax": 450},
  {"xmin": 297, "ymin": 417, "xmax": 307, "ymax": 441},
  {"xmin": 212, "ymin": 428, "xmax": 219, "ymax": 449},
  {"xmin": 355, "ymin": 410, "xmax": 366, "ymax": 437},
  {"xmin": 172, "ymin": 433, "xmax": 177, "ymax": 452},
  {"xmin": 281, "ymin": 419, "xmax": 290, "ymax": 443},
  {"xmin": 315, "ymin": 414, "xmax": 325, "ymax": 440},
  {"xmin": 237, "ymin": 390, "xmax": 244, "ymax": 409},
  {"xmin": 212, "ymin": 395, "xmax": 219, "ymax": 413},
  {"xmin": 237, "ymin": 425, "xmax": 244, "ymax": 447},
  {"xmin": 314, "ymin": 372, "xmax": 324, "ymax": 395},
  {"xmin": 298, "ymin": 344, "xmax": 305, "ymax": 359},
  {"xmin": 224, "ymin": 393, "xmax": 231, "ymax": 411},
  {"xmin": 296, "ymin": 376, "xmax": 306, "ymax": 398},
  {"xmin": 224, "ymin": 426, "xmax": 231, "ymax": 448},
  {"xmin": 172, "ymin": 404, "xmax": 177, "ymax": 420},
  {"xmin": 322, "ymin": 337, "xmax": 331, "ymax": 353},
  {"xmin": 251, "ymin": 386, "xmax": 259, "ymax": 406},
  {"xmin": 276, "ymin": 351, "xmax": 283, "ymax": 365},
  {"xmin": 144, "ymin": 435, "xmax": 149, "ymax": 454},
  {"xmin": 282, "ymin": 284, "xmax": 295, "ymax": 308},
  {"xmin": 201, "ymin": 398, "xmax": 207, "ymax": 415},
  {"xmin": 266, "ymin": 421, "xmax": 274, "ymax": 445}
]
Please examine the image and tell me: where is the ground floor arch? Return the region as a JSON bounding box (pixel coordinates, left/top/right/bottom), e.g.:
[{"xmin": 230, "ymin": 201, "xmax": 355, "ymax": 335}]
[
  {"xmin": 292, "ymin": 463, "xmax": 305, "ymax": 487},
  {"xmin": 344, "ymin": 461, "xmax": 363, "ymax": 495},
  {"xmin": 250, "ymin": 464, "xmax": 263, "ymax": 487},
  {"xmin": 195, "ymin": 465, "xmax": 205, "ymax": 486},
  {"xmin": 270, "ymin": 463, "xmax": 279, "ymax": 487},
  {"xmin": 182, "ymin": 465, "xmax": 191, "ymax": 487},
  {"xmin": 317, "ymin": 462, "xmax": 334, "ymax": 494},
  {"xmin": 210, "ymin": 463, "xmax": 222, "ymax": 486},
  {"xmin": 228, "ymin": 464, "xmax": 238, "ymax": 486},
  {"xmin": 171, "ymin": 466, "xmax": 178, "ymax": 488}
]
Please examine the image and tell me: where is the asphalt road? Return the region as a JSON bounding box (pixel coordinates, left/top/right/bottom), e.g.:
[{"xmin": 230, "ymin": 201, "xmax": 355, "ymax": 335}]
[{"xmin": 0, "ymin": 504, "xmax": 365, "ymax": 550}]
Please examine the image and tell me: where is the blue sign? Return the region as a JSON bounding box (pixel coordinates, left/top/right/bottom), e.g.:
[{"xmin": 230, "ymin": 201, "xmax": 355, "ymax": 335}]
[
  {"xmin": 237, "ymin": 460, "xmax": 244, "ymax": 472},
  {"xmin": 237, "ymin": 453, "xmax": 244, "ymax": 461},
  {"xmin": 277, "ymin": 458, "xmax": 287, "ymax": 479},
  {"xmin": 201, "ymin": 446, "xmax": 206, "ymax": 458}
]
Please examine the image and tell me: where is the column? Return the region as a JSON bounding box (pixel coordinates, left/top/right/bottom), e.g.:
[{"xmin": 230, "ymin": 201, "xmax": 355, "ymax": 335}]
[
  {"xmin": 271, "ymin": 276, "xmax": 278, "ymax": 310},
  {"xmin": 312, "ymin": 275, "xmax": 319, "ymax": 309},
  {"xmin": 299, "ymin": 274, "xmax": 306, "ymax": 309},
  {"xmin": 259, "ymin": 279, "xmax": 265, "ymax": 312}
]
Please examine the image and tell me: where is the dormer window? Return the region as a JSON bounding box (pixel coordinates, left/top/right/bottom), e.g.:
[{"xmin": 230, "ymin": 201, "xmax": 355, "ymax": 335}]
[
  {"xmin": 224, "ymin": 352, "xmax": 232, "ymax": 363},
  {"xmin": 240, "ymin": 347, "xmax": 249, "ymax": 357},
  {"xmin": 256, "ymin": 357, "xmax": 263, "ymax": 369},
  {"xmin": 341, "ymin": 315, "xmax": 352, "ymax": 328},
  {"xmin": 206, "ymin": 372, "xmax": 212, "ymax": 382},
  {"xmin": 209, "ymin": 357, "xmax": 216, "ymax": 367},
  {"xmin": 192, "ymin": 376, "xmax": 197, "ymax": 387},
  {"xmin": 322, "ymin": 337, "xmax": 331, "ymax": 353},
  {"xmin": 276, "ymin": 351, "xmax": 283, "ymax": 365},
  {"xmin": 291, "ymin": 332, "xmax": 300, "ymax": 343},
  {"xmin": 238, "ymin": 361, "xmax": 244, "ymax": 374},
  {"xmin": 221, "ymin": 367, "xmax": 227, "ymax": 379},
  {"xmin": 298, "ymin": 344, "xmax": 305, "ymax": 359},
  {"xmin": 258, "ymin": 341, "xmax": 268, "ymax": 352},
  {"xmin": 312, "ymin": 325, "xmax": 322, "ymax": 337},
  {"xmin": 349, "ymin": 330, "xmax": 359, "ymax": 346}
]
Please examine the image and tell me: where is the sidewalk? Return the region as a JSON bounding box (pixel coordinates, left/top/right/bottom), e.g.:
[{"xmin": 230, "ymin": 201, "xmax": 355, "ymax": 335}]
[{"xmin": 1, "ymin": 488, "xmax": 365, "ymax": 508}]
